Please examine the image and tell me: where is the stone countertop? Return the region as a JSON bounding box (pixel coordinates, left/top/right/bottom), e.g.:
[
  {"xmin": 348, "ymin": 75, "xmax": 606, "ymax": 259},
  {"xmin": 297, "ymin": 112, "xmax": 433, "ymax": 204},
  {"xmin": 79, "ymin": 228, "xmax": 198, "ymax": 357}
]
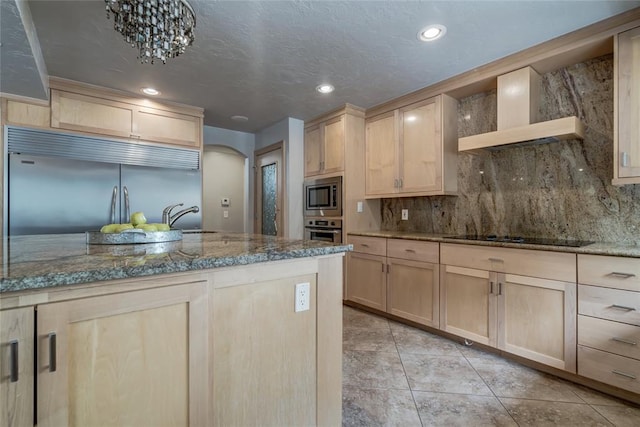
[
  {"xmin": 348, "ymin": 230, "xmax": 640, "ymax": 258},
  {"xmin": 0, "ymin": 232, "xmax": 352, "ymax": 294}
]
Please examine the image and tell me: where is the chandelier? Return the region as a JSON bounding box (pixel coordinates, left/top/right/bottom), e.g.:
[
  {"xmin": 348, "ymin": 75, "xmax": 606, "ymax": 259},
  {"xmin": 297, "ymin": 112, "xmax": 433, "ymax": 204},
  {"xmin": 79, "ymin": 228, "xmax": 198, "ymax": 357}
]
[{"xmin": 104, "ymin": 0, "xmax": 196, "ymax": 64}]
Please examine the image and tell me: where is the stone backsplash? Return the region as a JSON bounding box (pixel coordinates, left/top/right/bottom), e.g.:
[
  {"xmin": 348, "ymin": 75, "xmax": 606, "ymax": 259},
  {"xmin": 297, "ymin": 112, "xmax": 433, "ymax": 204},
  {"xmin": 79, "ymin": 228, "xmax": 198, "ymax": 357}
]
[{"xmin": 381, "ymin": 55, "xmax": 640, "ymax": 244}]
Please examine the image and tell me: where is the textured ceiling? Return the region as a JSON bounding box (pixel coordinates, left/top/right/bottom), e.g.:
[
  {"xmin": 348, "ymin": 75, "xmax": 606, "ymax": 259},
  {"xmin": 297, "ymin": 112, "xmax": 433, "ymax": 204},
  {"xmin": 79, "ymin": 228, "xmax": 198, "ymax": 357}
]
[{"xmin": 3, "ymin": 1, "xmax": 640, "ymax": 132}]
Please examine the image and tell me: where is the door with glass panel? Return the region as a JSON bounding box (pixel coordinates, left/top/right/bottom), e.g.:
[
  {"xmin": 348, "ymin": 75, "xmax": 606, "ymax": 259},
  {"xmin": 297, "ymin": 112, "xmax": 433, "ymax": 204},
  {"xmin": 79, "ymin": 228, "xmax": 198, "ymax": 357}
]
[{"xmin": 255, "ymin": 143, "xmax": 284, "ymax": 236}]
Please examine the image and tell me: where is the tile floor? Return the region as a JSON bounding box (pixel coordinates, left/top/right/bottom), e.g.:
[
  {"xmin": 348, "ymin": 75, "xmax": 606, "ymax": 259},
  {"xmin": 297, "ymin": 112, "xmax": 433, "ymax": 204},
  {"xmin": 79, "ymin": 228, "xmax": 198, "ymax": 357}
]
[{"xmin": 342, "ymin": 306, "xmax": 640, "ymax": 427}]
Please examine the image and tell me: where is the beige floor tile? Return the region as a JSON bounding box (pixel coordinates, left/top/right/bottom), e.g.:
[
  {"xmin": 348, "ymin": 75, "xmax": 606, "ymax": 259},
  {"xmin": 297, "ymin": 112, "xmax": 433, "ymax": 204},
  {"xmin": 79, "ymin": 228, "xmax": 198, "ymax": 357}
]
[
  {"xmin": 459, "ymin": 344, "xmax": 508, "ymax": 363},
  {"xmin": 390, "ymin": 322, "xmax": 464, "ymax": 356},
  {"xmin": 343, "ymin": 350, "xmax": 409, "ymax": 390},
  {"xmin": 572, "ymin": 384, "xmax": 630, "ymax": 407},
  {"xmin": 471, "ymin": 358, "xmax": 584, "ymax": 403},
  {"xmin": 413, "ymin": 391, "xmax": 517, "ymax": 427},
  {"xmin": 400, "ymin": 353, "xmax": 493, "ymax": 396},
  {"xmin": 592, "ymin": 404, "xmax": 640, "ymax": 427},
  {"xmin": 343, "ymin": 306, "xmax": 390, "ymax": 330},
  {"xmin": 343, "ymin": 326, "xmax": 397, "ymax": 353},
  {"xmin": 500, "ymin": 398, "xmax": 613, "ymax": 426},
  {"xmin": 342, "ymin": 386, "xmax": 421, "ymax": 427}
]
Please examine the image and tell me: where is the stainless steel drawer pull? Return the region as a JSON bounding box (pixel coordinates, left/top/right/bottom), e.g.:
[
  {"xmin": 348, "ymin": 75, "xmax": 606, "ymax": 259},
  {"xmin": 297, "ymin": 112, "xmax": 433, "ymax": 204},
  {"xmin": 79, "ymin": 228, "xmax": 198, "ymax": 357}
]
[
  {"xmin": 9, "ymin": 340, "xmax": 18, "ymax": 383},
  {"xmin": 609, "ymin": 272, "xmax": 636, "ymax": 279},
  {"xmin": 498, "ymin": 282, "xmax": 503, "ymax": 296},
  {"xmin": 490, "ymin": 281, "xmax": 494, "ymax": 294},
  {"xmin": 405, "ymin": 249, "xmax": 416, "ymax": 253},
  {"xmin": 488, "ymin": 258, "xmax": 504, "ymax": 263},
  {"xmin": 612, "ymin": 369, "xmax": 637, "ymax": 380},
  {"xmin": 48, "ymin": 332, "xmax": 57, "ymax": 373},
  {"xmin": 360, "ymin": 244, "xmax": 370, "ymax": 248},
  {"xmin": 612, "ymin": 337, "xmax": 638, "ymax": 346},
  {"xmin": 611, "ymin": 304, "xmax": 637, "ymax": 311}
]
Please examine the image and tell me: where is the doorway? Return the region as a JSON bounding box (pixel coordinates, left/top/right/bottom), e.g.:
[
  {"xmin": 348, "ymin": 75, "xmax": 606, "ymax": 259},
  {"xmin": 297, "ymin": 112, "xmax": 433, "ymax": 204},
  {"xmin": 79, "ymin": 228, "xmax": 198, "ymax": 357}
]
[{"xmin": 254, "ymin": 142, "xmax": 285, "ymax": 236}]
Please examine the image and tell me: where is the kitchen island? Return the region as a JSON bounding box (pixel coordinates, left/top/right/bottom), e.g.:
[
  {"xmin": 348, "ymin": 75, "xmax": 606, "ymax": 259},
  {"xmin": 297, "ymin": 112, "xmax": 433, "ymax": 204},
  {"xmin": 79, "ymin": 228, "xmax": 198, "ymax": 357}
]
[{"xmin": 0, "ymin": 232, "xmax": 350, "ymax": 427}]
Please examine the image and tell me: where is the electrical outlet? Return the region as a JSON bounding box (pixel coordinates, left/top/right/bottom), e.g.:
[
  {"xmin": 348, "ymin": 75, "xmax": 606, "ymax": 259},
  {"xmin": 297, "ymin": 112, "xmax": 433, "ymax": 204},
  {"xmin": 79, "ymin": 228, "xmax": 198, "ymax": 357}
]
[
  {"xmin": 401, "ymin": 209, "xmax": 409, "ymax": 220},
  {"xmin": 295, "ymin": 282, "xmax": 310, "ymax": 312},
  {"xmin": 356, "ymin": 201, "xmax": 363, "ymax": 213}
]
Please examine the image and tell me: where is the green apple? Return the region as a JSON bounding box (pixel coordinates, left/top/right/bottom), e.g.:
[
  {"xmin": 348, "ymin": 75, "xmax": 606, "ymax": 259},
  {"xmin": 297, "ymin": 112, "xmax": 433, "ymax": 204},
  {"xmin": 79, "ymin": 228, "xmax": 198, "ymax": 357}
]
[
  {"xmin": 138, "ymin": 224, "xmax": 158, "ymax": 232},
  {"xmin": 100, "ymin": 223, "xmax": 120, "ymax": 233},
  {"xmin": 116, "ymin": 223, "xmax": 134, "ymax": 233},
  {"xmin": 153, "ymin": 223, "xmax": 171, "ymax": 231},
  {"xmin": 130, "ymin": 212, "xmax": 147, "ymax": 227}
]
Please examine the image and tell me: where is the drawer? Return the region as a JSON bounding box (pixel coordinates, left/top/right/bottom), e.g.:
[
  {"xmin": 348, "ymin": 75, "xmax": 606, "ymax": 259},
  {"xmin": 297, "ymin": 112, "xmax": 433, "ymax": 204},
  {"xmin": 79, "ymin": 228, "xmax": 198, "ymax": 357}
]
[
  {"xmin": 348, "ymin": 236, "xmax": 386, "ymax": 256},
  {"xmin": 578, "ymin": 285, "xmax": 640, "ymax": 326},
  {"xmin": 578, "ymin": 254, "xmax": 640, "ymax": 291},
  {"xmin": 387, "ymin": 239, "xmax": 438, "ymax": 263},
  {"xmin": 440, "ymin": 243, "xmax": 576, "ymax": 282},
  {"xmin": 578, "ymin": 315, "xmax": 640, "ymax": 360},
  {"xmin": 578, "ymin": 345, "xmax": 640, "ymax": 394}
]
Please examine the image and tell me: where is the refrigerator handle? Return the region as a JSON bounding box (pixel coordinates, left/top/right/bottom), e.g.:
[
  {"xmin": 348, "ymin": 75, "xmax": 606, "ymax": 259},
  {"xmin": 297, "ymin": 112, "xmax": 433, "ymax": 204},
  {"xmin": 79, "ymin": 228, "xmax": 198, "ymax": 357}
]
[
  {"xmin": 123, "ymin": 186, "xmax": 130, "ymax": 223},
  {"xmin": 110, "ymin": 186, "xmax": 118, "ymax": 224}
]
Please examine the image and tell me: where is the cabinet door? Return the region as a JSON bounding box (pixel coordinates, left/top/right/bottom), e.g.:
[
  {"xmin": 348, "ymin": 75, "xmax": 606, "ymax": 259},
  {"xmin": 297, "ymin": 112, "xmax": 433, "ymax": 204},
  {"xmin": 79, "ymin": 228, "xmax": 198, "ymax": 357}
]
[
  {"xmin": 498, "ymin": 274, "xmax": 577, "ymax": 372},
  {"xmin": 0, "ymin": 307, "xmax": 34, "ymax": 427},
  {"xmin": 399, "ymin": 97, "xmax": 442, "ymax": 193},
  {"xmin": 440, "ymin": 265, "xmax": 497, "ymax": 346},
  {"xmin": 387, "ymin": 258, "xmax": 439, "ymax": 327},
  {"xmin": 134, "ymin": 107, "xmax": 201, "ymax": 148},
  {"xmin": 6, "ymin": 100, "xmax": 51, "ymax": 128},
  {"xmin": 37, "ymin": 282, "xmax": 208, "ymax": 427},
  {"xmin": 50, "ymin": 89, "xmax": 134, "ymax": 138},
  {"xmin": 304, "ymin": 125, "xmax": 322, "ymax": 177},
  {"xmin": 616, "ymin": 26, "xmax": 640, "ymax": 181},
  {"xmin": 365, "ymin": 112, "xmax": 397, "ymax": 196},
  {"xmin": 346, "ymin": 252, "xmax": 387, "ymax": 311},
  {"xmin": 322, "ymin": 116, "xmax": 345, "ymax": 174}
]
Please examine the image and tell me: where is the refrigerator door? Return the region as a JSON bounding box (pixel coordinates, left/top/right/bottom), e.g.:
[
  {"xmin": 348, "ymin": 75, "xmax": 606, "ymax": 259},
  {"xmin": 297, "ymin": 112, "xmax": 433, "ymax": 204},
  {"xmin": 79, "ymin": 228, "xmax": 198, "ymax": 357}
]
[
  {"xmin": 8, "ymin": 154, "xmax": 120, "ymax": 235},
  {"xmin": 120, "ymin": 165, "xmax": 202, "ymax": 230}
]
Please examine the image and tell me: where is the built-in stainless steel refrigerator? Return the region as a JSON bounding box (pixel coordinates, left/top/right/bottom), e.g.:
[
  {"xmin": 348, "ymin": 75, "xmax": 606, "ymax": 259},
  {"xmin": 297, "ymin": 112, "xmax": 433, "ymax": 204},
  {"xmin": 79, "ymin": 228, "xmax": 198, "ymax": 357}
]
[{"xmin": 5, "ymin": 126, "xmax": 202, "ymax": 235}]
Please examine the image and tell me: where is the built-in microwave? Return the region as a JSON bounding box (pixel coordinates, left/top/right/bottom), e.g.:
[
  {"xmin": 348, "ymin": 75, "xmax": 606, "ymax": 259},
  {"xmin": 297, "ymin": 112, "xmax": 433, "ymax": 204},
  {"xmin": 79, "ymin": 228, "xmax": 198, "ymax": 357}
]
[{"xmin": 304, "ymin": 176, "xmax": 342, "ymax": 217}]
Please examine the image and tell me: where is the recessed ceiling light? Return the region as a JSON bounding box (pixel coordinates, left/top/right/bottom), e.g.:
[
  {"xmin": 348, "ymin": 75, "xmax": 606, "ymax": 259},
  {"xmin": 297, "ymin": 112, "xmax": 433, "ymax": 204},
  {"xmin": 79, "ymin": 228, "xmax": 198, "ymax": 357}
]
[
  {"xmin": 316, "ymin": 84, "xmax": 335, "ymax": 94},
  {"xmin": 231, "ymin": 115, "xmax": 249, "ymax": 122},
  {"xmin": 141, "ymin": 87, "xmax": 160, "ymax": 96},
  {"xmin": 418, "ymin": 24, "xmax": 447, "ymax": 42}
]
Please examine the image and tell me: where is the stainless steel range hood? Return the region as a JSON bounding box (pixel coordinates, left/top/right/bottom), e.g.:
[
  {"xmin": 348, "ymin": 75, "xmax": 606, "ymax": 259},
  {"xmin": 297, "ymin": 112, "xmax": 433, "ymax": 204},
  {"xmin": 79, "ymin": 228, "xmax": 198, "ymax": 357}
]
[{"xmin": 458, "ymin": 66, "xmax": 585, "ymax": 152}]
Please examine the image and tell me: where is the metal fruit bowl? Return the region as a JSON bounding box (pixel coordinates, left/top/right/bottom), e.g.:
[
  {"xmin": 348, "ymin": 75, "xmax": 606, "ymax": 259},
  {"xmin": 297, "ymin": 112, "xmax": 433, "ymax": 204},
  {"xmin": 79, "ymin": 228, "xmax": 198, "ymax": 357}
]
[{"xmin": 86, "ymin": 229, "xmax": 183, "ymax": 245}]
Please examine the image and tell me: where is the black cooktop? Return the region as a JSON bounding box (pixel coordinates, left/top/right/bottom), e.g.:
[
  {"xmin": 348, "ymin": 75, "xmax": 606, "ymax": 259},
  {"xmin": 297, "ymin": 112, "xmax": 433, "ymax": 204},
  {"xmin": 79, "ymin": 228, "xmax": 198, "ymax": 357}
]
[{"xmin": 448, "ymin": 235, "xmax": 594, "ymax": 248}]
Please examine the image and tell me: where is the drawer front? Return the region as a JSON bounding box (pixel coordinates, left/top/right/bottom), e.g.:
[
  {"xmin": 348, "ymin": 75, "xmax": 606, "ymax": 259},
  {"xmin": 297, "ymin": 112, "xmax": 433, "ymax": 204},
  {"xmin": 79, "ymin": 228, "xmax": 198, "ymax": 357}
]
[
  {"xmin": 578, "ymin": 254, "xmax": 640, "ymax": 291},
  {"xmin": 578, "ymin": 315, "xmax": 640, "ymax": 360},
  {"xmin": 387, "ymin": 239, "xmax": 438, "ymax": 263},
  {"xmin": 348, "ymin": 236, "xmax": 387, "ymax": 256},
  {"xmin": 578, "ymin": 285, "xmax": 640, "ymax": 326},
  {"xmin": 578, "ymin": 346, "xmax": 640, "ymax": 394},
  {"xmin": 440, "ymin": 243, "xmax": 575, "ymax": 282}
]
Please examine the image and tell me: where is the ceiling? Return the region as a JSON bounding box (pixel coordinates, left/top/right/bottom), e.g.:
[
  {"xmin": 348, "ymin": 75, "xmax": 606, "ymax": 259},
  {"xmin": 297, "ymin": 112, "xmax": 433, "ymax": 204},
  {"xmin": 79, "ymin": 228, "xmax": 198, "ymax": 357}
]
[{"xmin": 2, "ymin": 1, "xmax": 640, "ymax": 133}]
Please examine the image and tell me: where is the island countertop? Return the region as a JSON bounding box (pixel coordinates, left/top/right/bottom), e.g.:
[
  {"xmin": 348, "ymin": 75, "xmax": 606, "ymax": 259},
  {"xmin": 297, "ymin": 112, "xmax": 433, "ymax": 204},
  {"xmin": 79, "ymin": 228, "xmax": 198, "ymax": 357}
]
[{"xmin": 0, "ymin": 232, "xmax": 352, "ymax": 294}]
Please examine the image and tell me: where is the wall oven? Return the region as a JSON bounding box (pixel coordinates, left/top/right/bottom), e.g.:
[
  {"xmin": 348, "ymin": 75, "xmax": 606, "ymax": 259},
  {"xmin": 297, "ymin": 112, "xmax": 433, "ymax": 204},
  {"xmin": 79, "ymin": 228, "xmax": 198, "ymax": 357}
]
[
  {"xmin": 304, "ymin": 219, "xmax": 343, "ymax": 243},
  {"xmin": 304, "ymin": 176, "xmax": 342, "ymax": 217}
]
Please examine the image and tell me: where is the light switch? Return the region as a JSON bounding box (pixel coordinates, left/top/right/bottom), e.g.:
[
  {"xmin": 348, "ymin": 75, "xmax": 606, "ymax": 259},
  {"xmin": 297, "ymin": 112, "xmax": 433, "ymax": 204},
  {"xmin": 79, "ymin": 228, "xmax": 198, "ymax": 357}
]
[
  {"xmin": 223, "ymin": 210, "xmax": 229, "ymax": 218},
  {"xmin": 357, "ymin": 201, "xmax": 363, "ymax": 213}
]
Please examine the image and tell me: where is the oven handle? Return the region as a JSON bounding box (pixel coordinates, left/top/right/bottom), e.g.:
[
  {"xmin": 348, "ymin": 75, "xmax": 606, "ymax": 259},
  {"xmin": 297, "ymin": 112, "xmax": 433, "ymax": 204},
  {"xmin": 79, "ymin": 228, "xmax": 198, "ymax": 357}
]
[{"xmin": 305, "ymin": 228, "xmax": 341, "ymax": 234}]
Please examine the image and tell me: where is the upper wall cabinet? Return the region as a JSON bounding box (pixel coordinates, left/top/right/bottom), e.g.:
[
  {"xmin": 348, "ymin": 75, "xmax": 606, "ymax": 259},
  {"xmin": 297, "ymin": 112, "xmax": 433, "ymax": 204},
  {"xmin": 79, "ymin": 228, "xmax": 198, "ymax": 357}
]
[
  {"xmin": 614, "ymin": 25, "xmax": 640, "ymax": 185},
  {"xmin": 304, "ymin": 115, "xmax": 345, "ymax": 177},
  {"xmin": 365, "ymin": 94, "xmax": 458, "ymax": 198}
]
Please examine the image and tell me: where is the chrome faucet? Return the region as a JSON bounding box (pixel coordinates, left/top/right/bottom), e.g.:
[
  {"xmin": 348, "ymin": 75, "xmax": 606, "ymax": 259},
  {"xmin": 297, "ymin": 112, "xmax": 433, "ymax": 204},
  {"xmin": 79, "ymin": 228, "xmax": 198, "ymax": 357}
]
[{"xmin": 162, "ymin": 203, "xmax": 200, "ymax": 227}]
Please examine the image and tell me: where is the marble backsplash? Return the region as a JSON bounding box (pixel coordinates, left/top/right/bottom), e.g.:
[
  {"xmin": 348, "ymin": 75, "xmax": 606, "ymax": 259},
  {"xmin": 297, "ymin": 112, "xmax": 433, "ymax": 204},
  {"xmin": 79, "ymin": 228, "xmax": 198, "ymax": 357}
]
[{"xmin": 381, "ymin": 54, "xmax": 640, "ymax": 244}]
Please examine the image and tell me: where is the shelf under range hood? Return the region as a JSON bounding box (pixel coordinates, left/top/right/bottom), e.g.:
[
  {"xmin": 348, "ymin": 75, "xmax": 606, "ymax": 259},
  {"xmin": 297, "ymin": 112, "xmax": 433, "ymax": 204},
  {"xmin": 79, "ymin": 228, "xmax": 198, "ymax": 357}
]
[{"xmin": 458, "ymin": 66, "xmax": 586, "ymax": 152}]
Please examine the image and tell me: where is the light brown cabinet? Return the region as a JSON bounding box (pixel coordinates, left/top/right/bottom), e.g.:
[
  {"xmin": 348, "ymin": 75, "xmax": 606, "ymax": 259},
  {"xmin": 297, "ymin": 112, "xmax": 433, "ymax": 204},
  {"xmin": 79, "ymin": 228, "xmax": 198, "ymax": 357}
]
[
  {"xmin": 346, "ymin": 236, "xmax": 439, "ymax": 327},
  {"xmin": 577, "ymin": 254, "xmax": 640, "ymax": 393},
  {"xmin": 614, "ymin": 25, "xmax": 640, "ymax": 184},
  {"xmin": 440, "ymin": 244, "xmax": 577, "ymax": 372},
  {"xmin": 36, "ymin": 281, "xmax": 209, "ymax": 427},
  {"xmin": 304, "ymin": 115, "xmax": 344, "ymax": 177},
  {"xmin": 0, "ymin": 307, "xmax": 34, "ymax": 427},
  {"xmin": 365, "ymin": 94, "xmax": 458, "ymax": 197}
]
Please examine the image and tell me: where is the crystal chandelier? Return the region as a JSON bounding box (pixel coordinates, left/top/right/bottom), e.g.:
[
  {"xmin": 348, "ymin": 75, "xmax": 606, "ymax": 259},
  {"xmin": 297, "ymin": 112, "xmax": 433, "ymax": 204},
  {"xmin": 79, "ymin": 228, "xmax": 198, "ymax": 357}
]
[{"xmin": 104, "ymin": 0, "xmax": 196, "ymax": 64}]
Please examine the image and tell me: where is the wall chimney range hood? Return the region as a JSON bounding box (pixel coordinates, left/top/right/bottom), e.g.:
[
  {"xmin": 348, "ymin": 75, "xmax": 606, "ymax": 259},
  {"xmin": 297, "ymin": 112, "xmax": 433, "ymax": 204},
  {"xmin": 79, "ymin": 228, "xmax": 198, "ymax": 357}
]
[{"xmin": 458, "ymin": 66, "xmax": 585, "ymax": 152}]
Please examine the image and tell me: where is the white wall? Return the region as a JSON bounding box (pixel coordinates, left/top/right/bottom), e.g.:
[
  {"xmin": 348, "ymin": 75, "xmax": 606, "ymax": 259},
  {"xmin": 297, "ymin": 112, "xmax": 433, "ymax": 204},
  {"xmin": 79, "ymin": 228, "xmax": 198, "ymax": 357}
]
[
  {"xmin": 202, "ymin": 146, "xmax": 246, "ymax": 232},
  {"xmin": 255, "ymin": 117, "xmax": 305, "ymax": 239}
]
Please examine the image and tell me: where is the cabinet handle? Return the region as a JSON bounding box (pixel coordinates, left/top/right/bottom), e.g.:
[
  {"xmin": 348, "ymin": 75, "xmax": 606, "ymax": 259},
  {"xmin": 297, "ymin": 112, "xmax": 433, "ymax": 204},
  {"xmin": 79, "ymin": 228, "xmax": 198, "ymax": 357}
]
[
  {"xmin": 394, "ymin": 179, "xmax": 398, "ymax": 188},
  {"xmin": 612, "ymin": 337, "xmax": 638, "ymax": 346},
  {"xmin": 490, "ymin": 281, "xmax": 494, "ymax": 294},
  {"xmin": 9, "ymin": 340, "xmax": 18, "ymax": 383},
  {"xmin": 498, "ymin": 282, "xmax": 503, "ymax": 296},
  {"xmin": 612, "ymin": 369, "xmax": 636, "ymax": 380},
  {"xmin": 405, "ymin": 249, "xmax": 416, "ymax": 253},
  {"xmin": 48, "ymin": 333, "xmax": 57, "ymax": 373},
  {"xmin": 488, "ymin": 258, "xmax": 504, "ymax": 263},
  {"xmin": 611, "ymin": 304, "xmax": 636, "ymax": 312},
  {"xmin": 129, "ymin": 134, "xmax": 141, "ymax": 139},
  {"xmin": 609, "ymin": 272, "xmax": 636, "ymax": 279},
  {"xmin": 621, "ymin": 152, "xmax": 630, "ymax": 168},
  {"xmin": 399, "ymin": 178, "xmax": 403, "ymax": 188},
  {"xmin": 360, "ymin": 244, "xmax": 370, "ymax": 248}
]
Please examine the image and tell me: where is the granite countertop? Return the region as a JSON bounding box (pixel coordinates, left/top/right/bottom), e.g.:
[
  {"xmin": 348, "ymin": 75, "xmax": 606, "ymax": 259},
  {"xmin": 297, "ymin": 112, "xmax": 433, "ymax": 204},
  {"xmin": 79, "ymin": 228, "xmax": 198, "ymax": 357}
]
[
  {"xmin": 348, "ymin": 230, "xmax": 640, "ymax": 258},
  {"xmin": 0, "ymin": 232, "xmax": 352, "ymax": 294}
]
